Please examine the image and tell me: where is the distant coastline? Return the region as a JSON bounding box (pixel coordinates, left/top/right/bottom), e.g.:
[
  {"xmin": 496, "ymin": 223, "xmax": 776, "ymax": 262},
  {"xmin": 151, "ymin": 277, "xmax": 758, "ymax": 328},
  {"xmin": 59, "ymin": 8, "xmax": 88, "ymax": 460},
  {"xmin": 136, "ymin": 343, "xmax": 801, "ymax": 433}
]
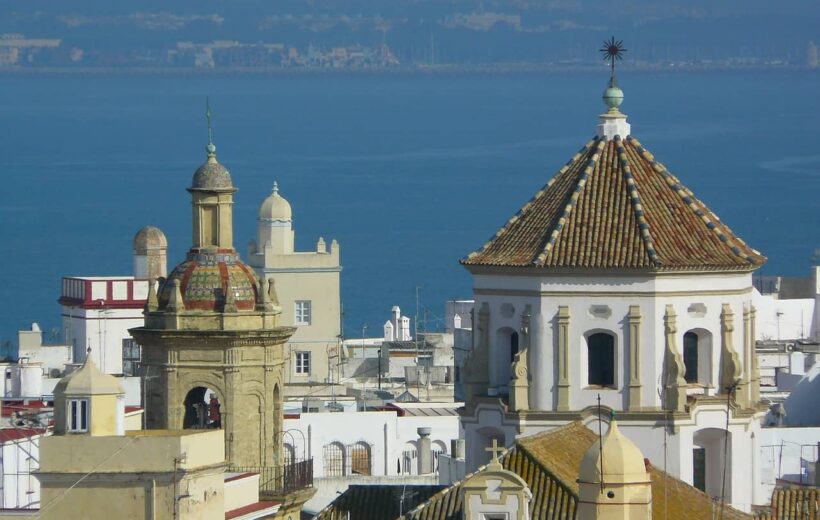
[{"xmin": 0, "ymin": 62, "xmax": 815, "ymax": 77}]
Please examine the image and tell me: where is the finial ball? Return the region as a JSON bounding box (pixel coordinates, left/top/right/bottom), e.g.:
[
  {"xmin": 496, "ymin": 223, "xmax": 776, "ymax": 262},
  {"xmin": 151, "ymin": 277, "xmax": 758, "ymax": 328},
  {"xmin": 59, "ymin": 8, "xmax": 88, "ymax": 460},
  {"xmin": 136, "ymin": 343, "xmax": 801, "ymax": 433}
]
[{"xmin": 603, "ymin": 85, "xmax": 624, "ymax": 110}]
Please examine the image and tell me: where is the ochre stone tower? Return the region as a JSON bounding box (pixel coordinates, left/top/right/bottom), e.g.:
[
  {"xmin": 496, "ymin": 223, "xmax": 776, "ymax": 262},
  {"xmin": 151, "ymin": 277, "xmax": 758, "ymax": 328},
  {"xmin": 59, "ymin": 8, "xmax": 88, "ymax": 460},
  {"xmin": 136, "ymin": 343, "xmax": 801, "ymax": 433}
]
[{"xmin": 130, "ymin": 138, "xmax": 293, "ymax": 472}]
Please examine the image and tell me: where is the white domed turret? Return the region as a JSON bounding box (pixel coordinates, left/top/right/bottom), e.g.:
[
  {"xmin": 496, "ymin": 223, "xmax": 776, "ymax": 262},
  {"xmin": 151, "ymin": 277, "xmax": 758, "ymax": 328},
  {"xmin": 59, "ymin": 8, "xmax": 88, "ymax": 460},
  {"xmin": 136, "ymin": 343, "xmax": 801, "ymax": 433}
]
[
  {"xmin": 255, "ymin": 182, "xmax": 294, "ymax": 255},
  {"xmin": 258, "ymin": 181, "xmax": 292, "ymax": 222}
]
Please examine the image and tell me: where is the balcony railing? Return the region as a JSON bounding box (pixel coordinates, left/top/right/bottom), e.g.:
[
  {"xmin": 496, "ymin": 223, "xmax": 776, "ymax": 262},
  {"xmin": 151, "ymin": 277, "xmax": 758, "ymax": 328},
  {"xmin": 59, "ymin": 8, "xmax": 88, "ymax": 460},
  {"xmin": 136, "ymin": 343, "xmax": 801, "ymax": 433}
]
[{"xmin": 229, "ymin": 459, "xmax": 313, "ymax": 494}]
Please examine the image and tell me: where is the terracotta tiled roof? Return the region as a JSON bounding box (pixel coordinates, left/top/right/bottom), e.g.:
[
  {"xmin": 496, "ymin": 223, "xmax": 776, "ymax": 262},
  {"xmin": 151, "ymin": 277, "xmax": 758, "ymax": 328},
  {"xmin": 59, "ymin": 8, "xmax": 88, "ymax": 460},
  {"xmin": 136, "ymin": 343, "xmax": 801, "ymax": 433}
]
[
  {"xmin": 462, "ymin": 136, "xmax": 765, "ymax": 271},
  {"xmin": 754, "ymin": 487, "xmax": 820, "ymax": 519},
  {"xmin": 404, "ymin": 421, "xmax": 752, "ymax": 520}
]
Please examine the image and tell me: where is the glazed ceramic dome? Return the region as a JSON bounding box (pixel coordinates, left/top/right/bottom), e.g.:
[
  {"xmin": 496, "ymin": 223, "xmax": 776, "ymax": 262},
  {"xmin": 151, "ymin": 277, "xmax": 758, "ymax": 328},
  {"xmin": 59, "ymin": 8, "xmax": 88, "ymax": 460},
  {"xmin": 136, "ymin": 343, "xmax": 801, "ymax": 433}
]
[
  {"xmin": 158, "ymin": 250, "xmax": 259, "ymax": 312},
  {"xmin": 191, "ymin": 143, "xmax": 234, "ymax": 191},
  {"xmin": 133, "ymin": 225, "xmax": 167, "ymax": 253}
]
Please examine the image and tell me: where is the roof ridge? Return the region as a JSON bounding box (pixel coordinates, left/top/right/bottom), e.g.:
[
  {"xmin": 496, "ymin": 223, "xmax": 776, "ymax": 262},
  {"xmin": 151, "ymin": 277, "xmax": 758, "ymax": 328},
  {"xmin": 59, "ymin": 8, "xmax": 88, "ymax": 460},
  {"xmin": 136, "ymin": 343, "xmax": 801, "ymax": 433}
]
[
  {"xmin": 534, "ymin": 138, "xmax": 605, "ymax": 266},
  {"xmin": 627, "ymin": 136, "xmax": 763, "ymax": 266},
  {"xmin": 615, "ymin": 136, "xmax": 661, "ymax": 266},
  {"xmin": 462, "ymin": 139, "xmax": 598, "ymax": 264}
]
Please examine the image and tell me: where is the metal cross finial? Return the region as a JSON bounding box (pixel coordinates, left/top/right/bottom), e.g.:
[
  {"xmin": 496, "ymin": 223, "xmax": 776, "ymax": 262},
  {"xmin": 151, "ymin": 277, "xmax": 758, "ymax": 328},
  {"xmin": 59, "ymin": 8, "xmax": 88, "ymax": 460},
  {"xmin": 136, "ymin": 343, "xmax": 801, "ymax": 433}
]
[
  {"xmin": 599, "ymin": 36, "xmax": 627, "ymax": 86},
  {"xmin": 485, "ymin": 438, "xmax": 505, "ymax": 463},
  {"xmin": 206, "ymin": 97, "xmax": 214, "ymax": 146}
]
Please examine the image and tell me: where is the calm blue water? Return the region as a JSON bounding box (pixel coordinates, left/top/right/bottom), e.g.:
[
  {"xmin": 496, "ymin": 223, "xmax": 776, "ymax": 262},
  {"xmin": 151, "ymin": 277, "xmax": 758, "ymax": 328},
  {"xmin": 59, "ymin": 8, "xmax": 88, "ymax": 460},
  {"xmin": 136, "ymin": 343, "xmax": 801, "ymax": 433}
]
[{"xmin": 1, "ymin": 71, "xmax": 818, "ymax": 351}]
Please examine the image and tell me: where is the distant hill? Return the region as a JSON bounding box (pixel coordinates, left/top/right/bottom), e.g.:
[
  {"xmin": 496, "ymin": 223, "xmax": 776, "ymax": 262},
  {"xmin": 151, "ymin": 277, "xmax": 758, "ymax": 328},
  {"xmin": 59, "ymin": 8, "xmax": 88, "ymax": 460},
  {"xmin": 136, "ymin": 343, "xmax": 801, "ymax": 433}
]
[{"xmin": 1, "ymin": 0, "xmax": 818, "ymax": 66}]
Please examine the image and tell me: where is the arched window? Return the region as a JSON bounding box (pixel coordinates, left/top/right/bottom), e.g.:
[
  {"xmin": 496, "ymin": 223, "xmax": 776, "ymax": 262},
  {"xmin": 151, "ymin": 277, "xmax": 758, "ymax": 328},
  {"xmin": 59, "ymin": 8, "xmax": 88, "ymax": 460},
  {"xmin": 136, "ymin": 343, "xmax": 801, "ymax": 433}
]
[
  {"xmin": 684, "ymin": 331, "xmax": 699, "ymax": 383},
  {"xmin": 323, "ymin": 442, "xmax": 346, "ymax": 477},
  {"xmin": 350, "ymin": 442, "xmax": 372, "ymax": 476},
  {"xmin": 587, "ymin": 333, "xmax": 615, "ymax": 387}
]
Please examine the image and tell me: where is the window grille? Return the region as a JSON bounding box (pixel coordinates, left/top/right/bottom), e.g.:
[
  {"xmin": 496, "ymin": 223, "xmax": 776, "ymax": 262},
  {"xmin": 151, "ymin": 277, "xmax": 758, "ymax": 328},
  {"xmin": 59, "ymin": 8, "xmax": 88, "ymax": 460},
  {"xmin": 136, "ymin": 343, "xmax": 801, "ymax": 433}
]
[{"xmin": 323, "ymin": 443, "xmax": 345, "ymax": 476}]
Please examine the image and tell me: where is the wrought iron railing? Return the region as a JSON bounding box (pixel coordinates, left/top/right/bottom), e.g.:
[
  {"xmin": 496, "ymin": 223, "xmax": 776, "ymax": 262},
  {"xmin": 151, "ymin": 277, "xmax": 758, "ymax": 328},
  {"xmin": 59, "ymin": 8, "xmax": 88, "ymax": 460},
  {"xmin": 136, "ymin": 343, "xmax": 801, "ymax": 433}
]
[{"xmin": 229, "ymin": 459, "xmax": 313, "ymax": 494}]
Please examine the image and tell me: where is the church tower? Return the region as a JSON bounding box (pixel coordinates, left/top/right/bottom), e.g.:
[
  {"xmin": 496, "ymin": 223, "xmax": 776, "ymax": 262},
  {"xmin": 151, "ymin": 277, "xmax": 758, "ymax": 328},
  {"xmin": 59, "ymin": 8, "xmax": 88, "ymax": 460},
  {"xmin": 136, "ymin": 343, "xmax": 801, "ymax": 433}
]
[
  {"xmin": 459, "ymin": 39, "xmax": 766, "ymax": 512},
  {"xmin": 130, "ymin": 109, "xmax": 313, "ymax": 514}
]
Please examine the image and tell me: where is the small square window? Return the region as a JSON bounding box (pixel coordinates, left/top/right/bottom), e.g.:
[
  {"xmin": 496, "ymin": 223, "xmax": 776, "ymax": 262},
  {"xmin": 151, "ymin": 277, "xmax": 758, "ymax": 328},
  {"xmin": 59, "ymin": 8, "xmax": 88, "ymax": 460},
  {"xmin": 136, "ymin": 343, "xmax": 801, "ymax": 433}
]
[
  {"xmin": 295, "ymin": 352, "xmax": 311, "ymax": 375},
  {"xmin": 295, "ymin": 300, "xmax": 312, "ymax": 326}
]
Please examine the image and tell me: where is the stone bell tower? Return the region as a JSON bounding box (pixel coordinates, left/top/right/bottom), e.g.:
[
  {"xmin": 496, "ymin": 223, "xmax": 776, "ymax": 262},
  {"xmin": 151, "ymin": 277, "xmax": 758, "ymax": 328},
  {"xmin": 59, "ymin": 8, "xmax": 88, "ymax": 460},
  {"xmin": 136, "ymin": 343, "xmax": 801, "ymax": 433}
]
[{"xmin": 130, "ymin": 116, "xmax": 297, "ymax": 496}]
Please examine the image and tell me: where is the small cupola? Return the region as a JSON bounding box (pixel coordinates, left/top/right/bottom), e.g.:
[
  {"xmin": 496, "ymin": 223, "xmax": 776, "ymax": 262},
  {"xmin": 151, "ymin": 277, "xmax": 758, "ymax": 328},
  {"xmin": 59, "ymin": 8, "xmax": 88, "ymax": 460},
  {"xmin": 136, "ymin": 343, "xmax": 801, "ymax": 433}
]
[
  {"xmin": 578, "ymin": 413, "xmax": 652, "ymax": 519},
  {"xmin": 53, "ymin": 351, "xmax": 126, "ymax": 437}
]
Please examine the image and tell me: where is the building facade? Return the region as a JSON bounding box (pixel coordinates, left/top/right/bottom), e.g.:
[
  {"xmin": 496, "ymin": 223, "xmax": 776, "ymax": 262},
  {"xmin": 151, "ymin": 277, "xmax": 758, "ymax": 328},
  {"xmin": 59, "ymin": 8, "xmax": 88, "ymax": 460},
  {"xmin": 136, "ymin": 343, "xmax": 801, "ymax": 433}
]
[
  {"xmin": 247, "ymin": 182, "xmax": 342, "ymax": 387},
  {"xmin": 459, "ymin": 74, "xmax": 767, "ymax": 512}
]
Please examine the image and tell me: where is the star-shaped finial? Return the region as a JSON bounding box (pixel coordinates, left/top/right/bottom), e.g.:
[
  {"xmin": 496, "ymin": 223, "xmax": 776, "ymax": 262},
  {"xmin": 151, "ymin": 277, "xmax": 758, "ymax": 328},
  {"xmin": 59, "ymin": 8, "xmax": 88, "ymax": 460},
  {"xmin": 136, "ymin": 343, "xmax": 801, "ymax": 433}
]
[{"xmin": 599, "ymin": 37, "xmax": 627, "ymax": 85}]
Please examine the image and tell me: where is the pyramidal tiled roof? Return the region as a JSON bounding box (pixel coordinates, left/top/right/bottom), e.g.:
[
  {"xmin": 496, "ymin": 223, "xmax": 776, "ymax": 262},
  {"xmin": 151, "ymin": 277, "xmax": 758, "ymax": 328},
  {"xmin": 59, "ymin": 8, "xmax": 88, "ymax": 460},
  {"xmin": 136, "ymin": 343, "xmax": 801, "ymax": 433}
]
[
  {"xmin": 403, "ymin": 421, "xmax": 753, "ymax": 520},
  {"xmin": 462, "ymin": 135, "xmax": 766, "ymax": 271}
]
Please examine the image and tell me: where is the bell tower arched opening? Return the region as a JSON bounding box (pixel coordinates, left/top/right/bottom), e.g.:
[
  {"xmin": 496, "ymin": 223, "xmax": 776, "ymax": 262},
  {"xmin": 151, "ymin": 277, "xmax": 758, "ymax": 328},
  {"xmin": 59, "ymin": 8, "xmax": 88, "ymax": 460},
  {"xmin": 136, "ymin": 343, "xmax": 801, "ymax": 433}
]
[{"xmin": 183, "ymin": 386, "xmax": 222, "ymax": 429}]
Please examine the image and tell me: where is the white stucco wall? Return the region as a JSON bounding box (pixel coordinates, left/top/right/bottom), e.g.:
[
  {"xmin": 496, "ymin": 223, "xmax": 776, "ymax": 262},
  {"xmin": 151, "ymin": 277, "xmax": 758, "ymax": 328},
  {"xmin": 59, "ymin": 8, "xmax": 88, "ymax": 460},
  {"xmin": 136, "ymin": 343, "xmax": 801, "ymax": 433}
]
[
  {"xmin": 473, "ymin": 270, "xmax": 754, "ymax": 412},
  {"xmin": 284, "ymin": 407, "xmax": 461, "ymax": 479},
  {"xmin": 61, "ymin": 307, "xmax": 144, "ymax": 376},
  {"xmin": 759, "ymin": 427, "xmax": 820, "ymax": 500}
]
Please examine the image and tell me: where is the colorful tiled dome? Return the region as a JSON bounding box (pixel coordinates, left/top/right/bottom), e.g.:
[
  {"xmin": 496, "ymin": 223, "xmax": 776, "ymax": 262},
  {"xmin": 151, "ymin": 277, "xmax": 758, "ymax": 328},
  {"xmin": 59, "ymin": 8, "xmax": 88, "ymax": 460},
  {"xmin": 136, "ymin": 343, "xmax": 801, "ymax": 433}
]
[
  {"xmin": 158, "ymin": 250, "xmax": 259, "ymax": 312},
  {"xmin": 191, "ymin": 144, "xmax": 234, "ymax": 191}
]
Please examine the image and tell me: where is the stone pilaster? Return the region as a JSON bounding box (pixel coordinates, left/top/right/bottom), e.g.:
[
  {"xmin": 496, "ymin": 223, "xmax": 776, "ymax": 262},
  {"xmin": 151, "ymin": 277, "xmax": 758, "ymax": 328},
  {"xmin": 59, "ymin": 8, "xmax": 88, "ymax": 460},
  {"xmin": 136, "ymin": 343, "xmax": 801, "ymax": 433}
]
[
  {"xmin": 742, "ymin": 304, "xmax": 754, "ymax": 408},
  {"xmin": 463, "ymin": 302, "xmax": 491, "ymax": 404},
  {"xmin": 663, "ymin": 305, "xmax": 687, "ymax": 412},
  {"xmin": 627, "ymin": 305, "xmax": 642, "ymax": 410},
  {"xmin": 556, "ymin": 306, "xmax": 571, "ymax": 411},
  {"xmin": 509, "ymin": 305, "xmax": 531, "ymax": 412},
  {"xmin": 751, "ymin": 305, "xmax": 761, "ymax": 405},
  {"xmin": 720, "ymin": 304, "xmax": 744, "ymax": 403}
]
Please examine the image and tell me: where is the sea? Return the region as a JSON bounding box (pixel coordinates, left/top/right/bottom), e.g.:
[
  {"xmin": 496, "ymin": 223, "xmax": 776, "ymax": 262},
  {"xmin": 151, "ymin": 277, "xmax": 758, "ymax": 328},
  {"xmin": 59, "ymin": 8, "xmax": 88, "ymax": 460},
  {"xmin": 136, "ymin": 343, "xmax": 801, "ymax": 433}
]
[{"xmin": 0, "ymin": 70, "xmax": 818, "ymax": 354}]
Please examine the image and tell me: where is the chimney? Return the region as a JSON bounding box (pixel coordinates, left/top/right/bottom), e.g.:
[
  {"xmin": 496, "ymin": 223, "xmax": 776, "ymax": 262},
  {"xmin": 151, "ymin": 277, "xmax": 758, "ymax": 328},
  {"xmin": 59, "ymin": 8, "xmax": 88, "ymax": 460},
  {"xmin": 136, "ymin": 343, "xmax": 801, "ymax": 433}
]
[{"xmin": 417, "ymin": 427, "xmax": 433, "ymax": 474}]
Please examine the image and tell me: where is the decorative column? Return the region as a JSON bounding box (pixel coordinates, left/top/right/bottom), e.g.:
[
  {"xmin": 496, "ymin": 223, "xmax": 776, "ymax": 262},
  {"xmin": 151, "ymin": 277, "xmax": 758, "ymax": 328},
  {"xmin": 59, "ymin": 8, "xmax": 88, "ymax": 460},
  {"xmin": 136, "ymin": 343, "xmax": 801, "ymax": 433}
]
[
  {"xmin": 509, "ymin": 305, "xmax": 531, "ymax": 412},
  {"xmin": 663, "ymin": 305, "xmax": 687, "ymax": 412},
  {"xmin": 556, "ymin": 306, "xmax": 571, "ymax": 411},
  {"xmin": 720, "ymin": 304, "xmax": 743, "ymax": 404},
  {"xmin": 627, "ymin": 305, "xmax": 642, "ymax": 410}
]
